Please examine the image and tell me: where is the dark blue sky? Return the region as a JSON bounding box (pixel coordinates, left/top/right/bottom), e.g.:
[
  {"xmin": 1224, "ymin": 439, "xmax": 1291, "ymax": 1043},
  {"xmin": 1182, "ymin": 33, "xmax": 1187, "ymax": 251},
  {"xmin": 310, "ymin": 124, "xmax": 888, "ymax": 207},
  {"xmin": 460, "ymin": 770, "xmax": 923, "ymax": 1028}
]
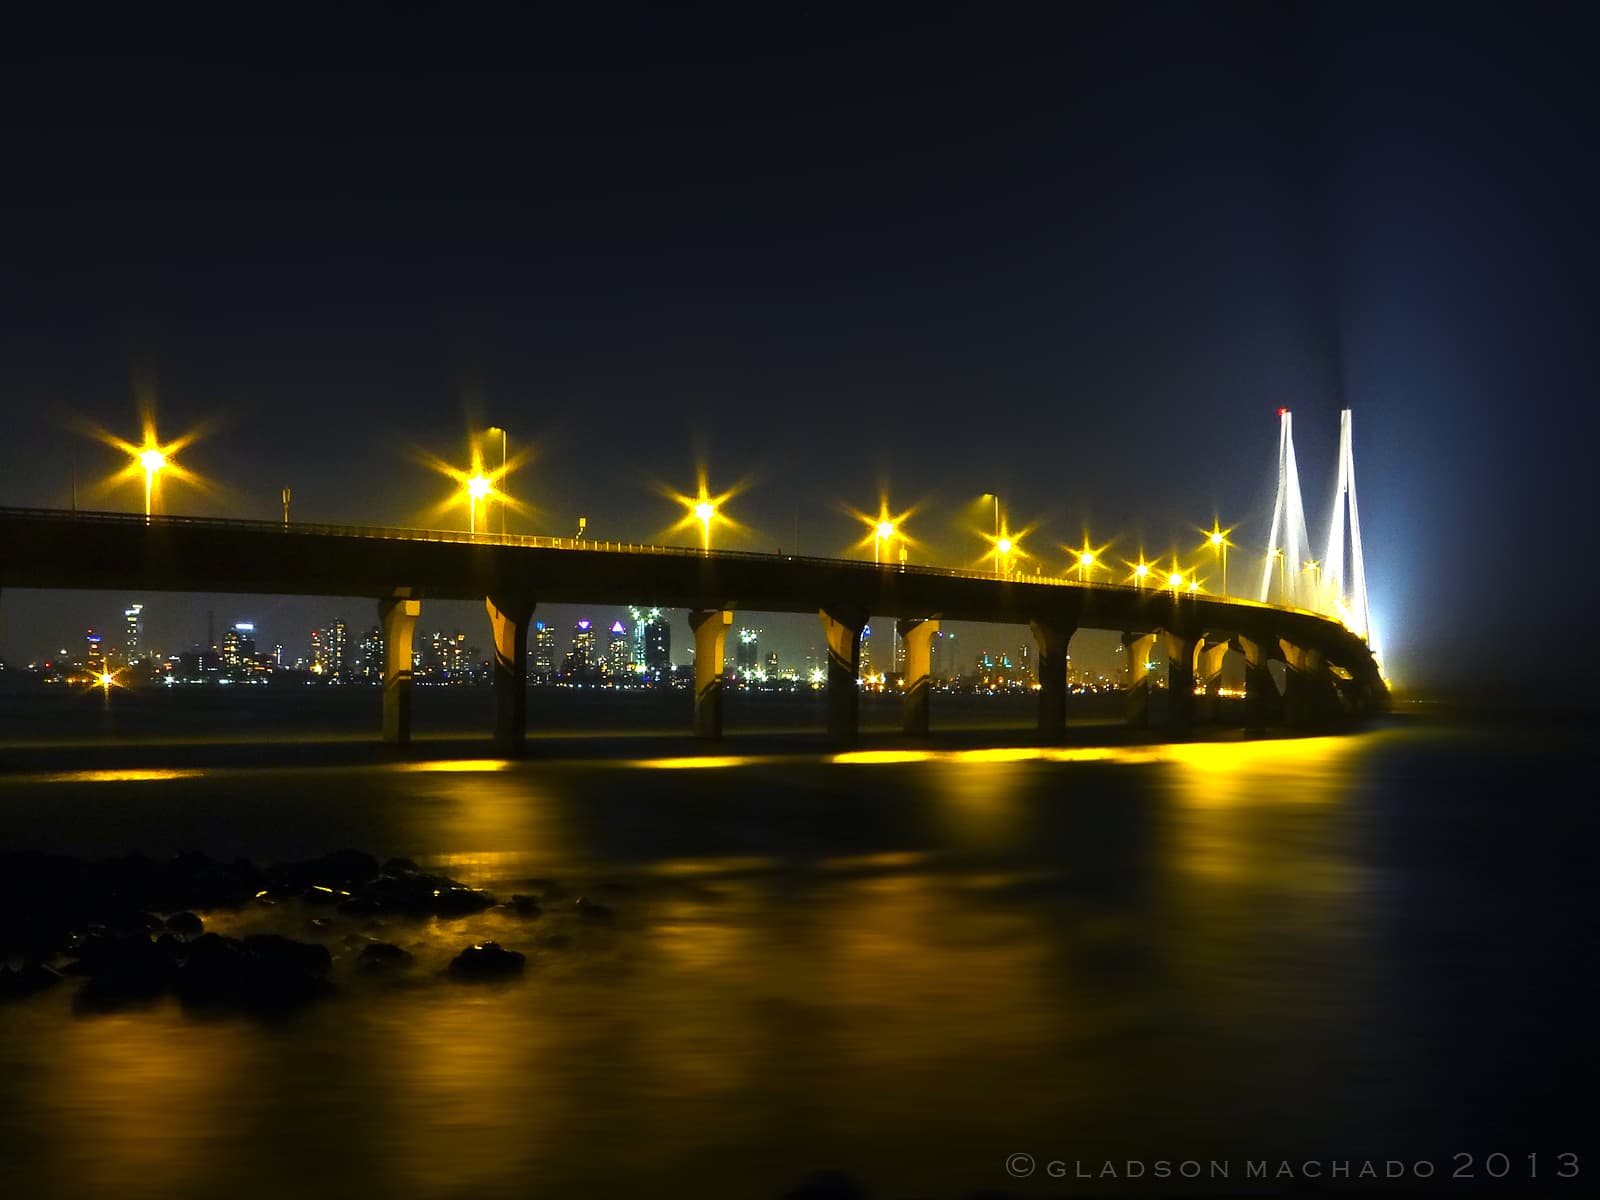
[{"xmin": 1, "ymin": 6, "xmax": 1592, "ymax": 693}]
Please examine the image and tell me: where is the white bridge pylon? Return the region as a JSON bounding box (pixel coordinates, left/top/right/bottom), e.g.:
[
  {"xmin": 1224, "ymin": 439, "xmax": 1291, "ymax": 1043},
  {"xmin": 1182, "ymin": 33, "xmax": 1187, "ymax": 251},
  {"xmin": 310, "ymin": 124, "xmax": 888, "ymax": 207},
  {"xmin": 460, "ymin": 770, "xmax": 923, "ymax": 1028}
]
[
  {"xmin": 1258, "ymin": 409, "xmax": 1313, "ymax": 609},
  {"xmin": 1259, "ymin": 408, "xmax": 1381, "ymax": 664}
]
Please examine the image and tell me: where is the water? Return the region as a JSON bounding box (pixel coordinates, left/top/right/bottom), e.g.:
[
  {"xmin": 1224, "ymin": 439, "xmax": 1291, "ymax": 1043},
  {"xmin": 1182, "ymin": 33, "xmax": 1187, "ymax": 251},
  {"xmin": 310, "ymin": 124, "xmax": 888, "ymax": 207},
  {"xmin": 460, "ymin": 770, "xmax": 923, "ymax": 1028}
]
[{"xmin": 1, "ymin": 692, "xmax": 1593, "ymax": 1198}]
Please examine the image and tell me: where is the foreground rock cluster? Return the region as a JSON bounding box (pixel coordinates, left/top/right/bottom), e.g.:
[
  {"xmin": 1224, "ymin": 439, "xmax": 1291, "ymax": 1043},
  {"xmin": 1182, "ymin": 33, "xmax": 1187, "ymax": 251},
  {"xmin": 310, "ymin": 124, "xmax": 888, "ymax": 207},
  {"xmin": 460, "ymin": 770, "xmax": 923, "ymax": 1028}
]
[{"xmin": 0, "ymin": 849, "xmax": 571, "ymax": 1011}]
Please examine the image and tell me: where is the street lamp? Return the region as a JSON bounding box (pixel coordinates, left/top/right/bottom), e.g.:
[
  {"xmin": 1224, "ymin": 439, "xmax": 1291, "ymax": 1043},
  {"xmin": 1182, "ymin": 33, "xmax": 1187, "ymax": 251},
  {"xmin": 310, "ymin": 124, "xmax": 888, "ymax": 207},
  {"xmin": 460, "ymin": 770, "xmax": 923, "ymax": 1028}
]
[
  {"xmin": 1203, "ymin": 520, "xmax": 1232, "ymax": 597},
  {"xmin": 1168, "ymin": 569, "xmax": 1185, "ymax": 596},
  {"xmin": 486, "ymin": 426, "xmax": 508, "ymax": 535},
  {"xmin": 981, "ymin": 493, "xmax": 1003, "ymax": 576},
  {"xmin": 997, "ymin": 535, "xmax": 1013, "ymax": 577},
  {"xmin": 1304, "ymin": 558, "xmax": 1322, "ymax": 608},
  {"xmin": 139, "ymin": 448, "xmax": 166, "ymax": 518},
  {"xmin": 467, "ymin": 473, "xmax": 491, "ymax": 535},
  {"xmin": 1070, "ymin": 535, "xmax": 1107, "ymax": 584},
  {"xmin": 1127, "ymin": 554, "xmax": 1153, "ymax": 590},
  {"xmin": 874, "ymin": 520, "xmax": 896, "ymax": 565},
  {"xmin": 695, "ymin": 500, "xmax": 716, "ymax": 551}
]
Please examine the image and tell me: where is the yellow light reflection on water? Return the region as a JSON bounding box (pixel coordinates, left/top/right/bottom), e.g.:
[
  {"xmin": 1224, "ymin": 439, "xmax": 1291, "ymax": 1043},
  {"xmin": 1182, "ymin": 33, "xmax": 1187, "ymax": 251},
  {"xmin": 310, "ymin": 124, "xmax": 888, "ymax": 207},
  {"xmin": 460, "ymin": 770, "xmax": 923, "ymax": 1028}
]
[
  {"xmin": 389, "ymin": 759, "xmax": 514, "ymax": 773},
  {"xmin": 33, "ymin": 768, "xmax": 207, "ymax": 784},
  {"xmin": 830, "ymin": 750, "xmax": 935, "ymax": 765},
  {"xmin": 35, "ymin": 1007, "xmax": 253, "ymax": 1195},
  {"xmin": 627, "ymin": 755, "xmax": 781, "ymax": 770}
]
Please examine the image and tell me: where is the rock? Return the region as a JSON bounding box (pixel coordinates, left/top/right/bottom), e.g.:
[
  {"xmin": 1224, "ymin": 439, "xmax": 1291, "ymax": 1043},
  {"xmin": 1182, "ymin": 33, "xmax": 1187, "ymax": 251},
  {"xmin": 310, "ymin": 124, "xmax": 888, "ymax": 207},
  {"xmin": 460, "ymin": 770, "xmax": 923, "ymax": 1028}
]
[
  {"xmin": 307, "ymin": 917, "xmax": 334, "ymax": 929},
  {"xmin": 573, "ymin": 896, "xmax": 613, "ymax": 922},
  {"xmin": 509, "ymin": 895, "xmax": 542, "ymax": 917},
  {"xmin": 173, "ymin": 932, "xmax": 249, "ymax": 1003},
  {"xmin": 165, "ymin": 911, "xmax": 203, "ymax": 938},
  {"xmin": 355, "ymin": 869, "xmax": 494, "ymax": 917},
  {"xmin": 176, "ymin": 932, "xmax": 330, "ymax": 1011},
  {"xmin": 336, "ymin": 895, "xmax": 380, "ymax": 917},
  {"xmin": 447, "ymin": 942, "xmax": 525, "ymax": 980},
  {"xmin": 152, "ymin": 852, "xmax": 263, "ymax": 910},
  {"xmin": 381, "ymin": 857, "xmax": 420, "ymax": 875},
  {"xmin": 242, "ymin": 934, "xmax": 331, "ymax": 977},
  {"xmin": 268, "ymin": 849, "xmax": 380, "ymax": 895},
  {"xmin": 84, "ymin": 853, "xmax": 160, "ymax": 912},
  {"xmin": 355, "ymin": 942, "xmax": 413, "ymax": 972},
  {"xmin": 65, "ymin": 928, "xmax": 173, "ymax": 1003}
]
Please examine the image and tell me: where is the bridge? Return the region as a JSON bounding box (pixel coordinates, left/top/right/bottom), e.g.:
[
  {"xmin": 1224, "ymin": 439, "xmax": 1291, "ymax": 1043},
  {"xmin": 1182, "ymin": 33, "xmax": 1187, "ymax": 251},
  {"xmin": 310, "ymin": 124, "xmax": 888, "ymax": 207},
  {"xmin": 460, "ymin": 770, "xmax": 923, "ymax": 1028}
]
[{"xmin": 0, "ymin": 504, "xmax": 1385, "ymax": 753}]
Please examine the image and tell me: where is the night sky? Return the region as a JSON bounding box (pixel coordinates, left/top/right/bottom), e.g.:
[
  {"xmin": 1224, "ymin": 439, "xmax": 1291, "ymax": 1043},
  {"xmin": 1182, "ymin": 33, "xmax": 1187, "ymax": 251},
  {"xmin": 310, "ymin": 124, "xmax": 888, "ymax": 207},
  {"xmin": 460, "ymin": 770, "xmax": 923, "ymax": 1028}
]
[{"xmin": 2, "ymin": 6, "xmax": 1592, "ymax": 695}]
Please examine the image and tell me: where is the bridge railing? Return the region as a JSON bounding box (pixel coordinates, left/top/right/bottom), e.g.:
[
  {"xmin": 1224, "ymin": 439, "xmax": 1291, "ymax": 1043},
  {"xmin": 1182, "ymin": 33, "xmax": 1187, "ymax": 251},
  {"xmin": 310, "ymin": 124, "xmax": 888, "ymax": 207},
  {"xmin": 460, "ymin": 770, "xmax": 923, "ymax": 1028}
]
[{"xmin": 0, "ymin": 505, "xmax": 1337, "ymax": 624}]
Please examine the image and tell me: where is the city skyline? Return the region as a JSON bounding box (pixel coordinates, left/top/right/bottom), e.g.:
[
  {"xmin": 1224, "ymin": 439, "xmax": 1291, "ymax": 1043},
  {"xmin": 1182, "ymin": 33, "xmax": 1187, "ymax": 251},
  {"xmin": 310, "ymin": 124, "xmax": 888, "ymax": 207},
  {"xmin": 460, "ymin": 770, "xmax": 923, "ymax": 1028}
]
[{"xmin": 11, "ymin": 592, "xmax": 1140, "ymax": 691}]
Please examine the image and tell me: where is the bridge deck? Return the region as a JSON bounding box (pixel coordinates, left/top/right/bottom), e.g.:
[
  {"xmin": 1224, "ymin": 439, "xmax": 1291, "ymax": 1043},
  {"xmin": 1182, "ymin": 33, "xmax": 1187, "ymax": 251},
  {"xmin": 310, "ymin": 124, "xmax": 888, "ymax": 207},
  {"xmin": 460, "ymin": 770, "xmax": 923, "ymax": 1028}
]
[{"xmin": 0, "ymin": 506, "xmax": 1380, "ymax": 686}]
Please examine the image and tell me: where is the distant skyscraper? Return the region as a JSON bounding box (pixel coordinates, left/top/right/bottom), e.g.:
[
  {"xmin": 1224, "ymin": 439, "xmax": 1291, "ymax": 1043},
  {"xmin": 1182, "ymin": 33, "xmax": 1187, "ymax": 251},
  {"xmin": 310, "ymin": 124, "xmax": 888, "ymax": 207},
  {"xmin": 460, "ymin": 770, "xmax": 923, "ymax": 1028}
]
[
  {"xmin": 562, "ymin": 619, "xmax": 596, "ymax": 678},
  {"xmin": 631, "ymin": 607, "xmax": 671, "ymax": 679},
  {"xmin": 220, "ymin": 622, "xmax": 256, "ymax": 673},
  {"xmin": 358, "ymin": 626, "xmax": 384, "ymax": 682},
  {"xmin": 426, "ymin": 630, "xmax": 468, "ymax": 682},
  {"xmin": 736, "ymin": 627, "xmax": 760, "ymax": 672},
  {"xmin": 607, "ymin": 619, "xmax": 630, "ymax": 679},
  {"xmin": 532, "ymin": 620, "xmax": 554, "ymax": 680},
  {"xmin": 860, "ymin": 625, "xmax": 873, "ymax": 676},
  {"xmin": 123, "ymin": 603, "xmax": 144, "ymax": 663},
  {"xmin": 329, "ymin": 619, "xmax": 347, "ymax": 680},
  {"xmin": 312, "ymin": 619, "xmax": 349, "ymax": 679},
  {"xmin": 84, "ymin": 629, "xmax": 105, "ymax": 677}
]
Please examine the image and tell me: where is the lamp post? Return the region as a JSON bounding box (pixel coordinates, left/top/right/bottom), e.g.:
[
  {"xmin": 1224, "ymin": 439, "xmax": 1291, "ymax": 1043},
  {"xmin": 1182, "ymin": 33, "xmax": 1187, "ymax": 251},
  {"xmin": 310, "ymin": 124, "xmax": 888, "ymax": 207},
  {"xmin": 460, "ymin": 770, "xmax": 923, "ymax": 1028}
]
[
  {"xmin": 874, "ymin": 521, "xmax": 895, "ymax": 565},
  {"xmin": 1209, "ymin": 530, "xmax": 1228, "ymax": 596},
  {"xmin": 1078, "ymin": 551, "xmax": 1096, "ymax": 583},
  {"xmin": 487, "ymin": 426, "xmax": 508, "ymax": 535},
  {"xmin": 981, "ymin": 493, "xmax": 1002, "ymax": 576},
  {"xmin": 281, "ymin": 487, "xmax": 292, "ymax": 529},
  {"xmin": 467, "ymin": 473, "xmax": 491, "ymax": 535},
  {"xmin": 139, "ymin": 449, "xmax": 166, "ymax": 519},
  {"xmin": 695, "ymin": 500, "xmax": 715, "ymax": 552}
]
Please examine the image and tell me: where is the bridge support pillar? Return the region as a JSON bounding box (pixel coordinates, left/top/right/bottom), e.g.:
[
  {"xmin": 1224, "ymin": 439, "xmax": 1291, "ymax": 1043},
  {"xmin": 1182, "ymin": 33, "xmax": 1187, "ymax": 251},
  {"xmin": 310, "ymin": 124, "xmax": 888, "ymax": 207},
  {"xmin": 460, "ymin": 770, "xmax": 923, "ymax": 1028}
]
[
  {"xmin": 1235, "ymin": 635, "xmax": 1278, "ymax": 732},
  {"xmin": 819, "ymin": 605, "xmax": 869, "ymax": 745},
  {"xmin": 689, "ymin": 609, "xmax": 733, "ymax": 739},
  {"xmin": 1196, "ymin": 638, "xmax": 1229, "ymax": 721},
  {"xmin": 1280, "ymin": 639, "xmax": 1337, "ymax": 729},
  {"xmin": 897, "ymin": 618, "xmax": 939, "ymax": 736},
  {"xmin": 1030, "ymin": 618, "xmax": 1076, "ymax": 740},
  {"xmin": 486, "ymin": 593, "xmax": 536, "ymax": 755},
  {"xmin": 379, "ymin": 596, "xmax": 420, "ymax": 746},
  {"xmin": 1122, "ymin": 632, "xmax": 1157, "ymax": 728},
  {"xmin": 1161, "ymin": 629, "xmax": 1200, "ymax": 736}
]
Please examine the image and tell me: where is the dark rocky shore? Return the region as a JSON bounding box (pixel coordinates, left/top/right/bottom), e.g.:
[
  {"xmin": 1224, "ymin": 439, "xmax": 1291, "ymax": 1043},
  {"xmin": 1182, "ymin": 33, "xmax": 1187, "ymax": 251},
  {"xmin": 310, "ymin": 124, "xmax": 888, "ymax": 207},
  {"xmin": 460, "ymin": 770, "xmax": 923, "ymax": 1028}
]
[{"xmin": 0, "ymin": 848, "xmax": 574, "ymax": 1012}]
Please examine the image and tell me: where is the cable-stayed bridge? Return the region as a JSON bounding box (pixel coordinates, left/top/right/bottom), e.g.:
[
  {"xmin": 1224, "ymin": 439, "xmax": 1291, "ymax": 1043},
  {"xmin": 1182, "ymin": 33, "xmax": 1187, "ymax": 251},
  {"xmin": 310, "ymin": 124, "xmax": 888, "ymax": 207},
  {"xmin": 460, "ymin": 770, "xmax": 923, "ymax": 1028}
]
[
  {"xmin": 1259, "ymin": 409, "xmax": 1380, "ymax": 668},
  {"xmin": 0, "ymin": 411, "xmax": 1385, "ymax": 751}
]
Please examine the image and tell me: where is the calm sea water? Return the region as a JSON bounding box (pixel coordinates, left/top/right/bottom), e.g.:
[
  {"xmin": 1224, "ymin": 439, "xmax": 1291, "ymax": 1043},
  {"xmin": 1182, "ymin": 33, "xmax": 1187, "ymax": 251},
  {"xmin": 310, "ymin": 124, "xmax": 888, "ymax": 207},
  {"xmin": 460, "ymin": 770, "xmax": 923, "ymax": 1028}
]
[{"xmin": 0, "ymin": 689, "xmax": 1592, "ymax": 1198}]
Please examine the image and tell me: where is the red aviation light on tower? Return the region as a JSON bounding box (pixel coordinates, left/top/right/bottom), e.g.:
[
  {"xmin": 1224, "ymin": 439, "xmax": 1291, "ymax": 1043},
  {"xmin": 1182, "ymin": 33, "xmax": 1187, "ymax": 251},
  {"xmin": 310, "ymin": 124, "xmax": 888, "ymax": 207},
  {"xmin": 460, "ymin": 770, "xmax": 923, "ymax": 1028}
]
[{"xmin": 1278, "ymin": 408, "xmax": 1288, "ymax": 417}]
